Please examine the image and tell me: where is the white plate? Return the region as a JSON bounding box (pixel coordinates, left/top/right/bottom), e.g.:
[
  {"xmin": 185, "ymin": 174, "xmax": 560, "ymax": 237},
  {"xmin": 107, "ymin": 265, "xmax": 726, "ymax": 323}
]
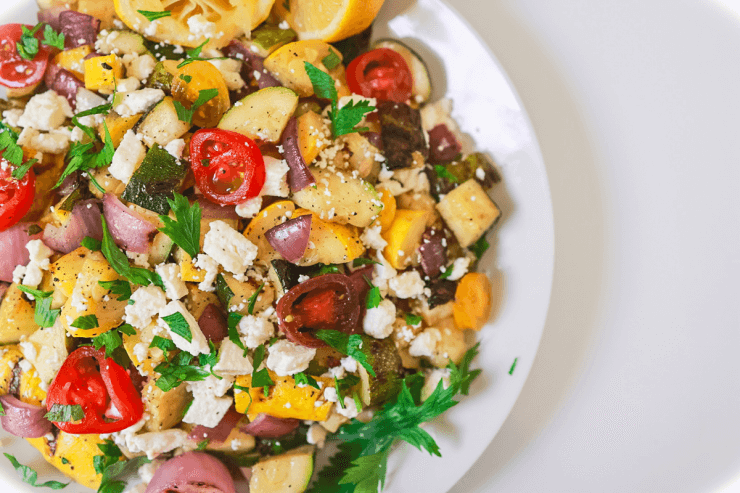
[{"xmin": 0, "ymin": 0, "xmax": 554, "ymax": 492}]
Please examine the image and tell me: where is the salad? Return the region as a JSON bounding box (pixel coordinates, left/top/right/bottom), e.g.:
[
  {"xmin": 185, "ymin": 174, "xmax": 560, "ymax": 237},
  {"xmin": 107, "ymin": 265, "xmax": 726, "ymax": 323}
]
[{"xmin": 0, "ymin": 0, "xmax": 503, "ymax": 492}]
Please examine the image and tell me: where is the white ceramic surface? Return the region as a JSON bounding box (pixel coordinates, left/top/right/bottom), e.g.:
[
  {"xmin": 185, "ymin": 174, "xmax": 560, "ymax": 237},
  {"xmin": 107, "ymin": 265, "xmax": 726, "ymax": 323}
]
[{"xmin": 0, "ymin": 1, "xmax": 555, "ymax": 492}]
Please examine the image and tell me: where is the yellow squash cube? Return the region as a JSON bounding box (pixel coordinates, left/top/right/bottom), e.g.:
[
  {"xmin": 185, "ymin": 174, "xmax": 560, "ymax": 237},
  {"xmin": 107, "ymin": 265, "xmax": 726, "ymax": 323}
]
[
  {"xmin": 84, "ymin": 54, "xmax": 123, "ymax": 94},
  {"xmin": 381, "ymin": 209, "xmax": 429, "ymax": 269}
]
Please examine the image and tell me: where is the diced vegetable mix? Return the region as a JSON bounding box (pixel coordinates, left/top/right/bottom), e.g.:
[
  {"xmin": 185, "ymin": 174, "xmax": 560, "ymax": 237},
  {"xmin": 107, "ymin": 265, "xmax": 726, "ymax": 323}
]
[{"xmin": 0, "ymin": 0, "xmax": 505, "ymax": 492}]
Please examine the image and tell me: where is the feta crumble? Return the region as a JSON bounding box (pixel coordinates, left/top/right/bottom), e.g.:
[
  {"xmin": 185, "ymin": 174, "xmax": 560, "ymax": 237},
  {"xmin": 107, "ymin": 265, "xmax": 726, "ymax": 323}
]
[
  {"xmin": 203, "ymin": 220, "xmax": 258, "ymax": 275},
  {"xmin": 266, "ymin": 340, "xmax": 316, "ymax": 376}
]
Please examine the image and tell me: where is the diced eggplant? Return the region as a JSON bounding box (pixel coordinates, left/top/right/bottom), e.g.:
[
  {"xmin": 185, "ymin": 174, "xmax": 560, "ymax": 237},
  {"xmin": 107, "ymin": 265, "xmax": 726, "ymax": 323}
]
[
  {"xmin": 121, "ymin": 144, "xmax": 187, "ymax": 215},
  {"xmin": 332, "ymin": 25, "xmax": 373, "ymax": 65},
  {"xmin": 372, "ymin": 38, "xmax": 432, "ymax": 103},
  {"xmin": 377, "ymin": 101, "xmax": 428, "ymax": 170},
  {"xmin": 426, "ymin": 278, "xmax": 457, "ymax": 309}
]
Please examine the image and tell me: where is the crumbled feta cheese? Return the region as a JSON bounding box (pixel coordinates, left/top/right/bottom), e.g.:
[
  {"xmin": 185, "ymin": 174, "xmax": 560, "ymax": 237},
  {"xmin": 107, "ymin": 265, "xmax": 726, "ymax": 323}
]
[
  {"xmin": 213, "ymin": 339, "xmax": 254, "ymax": 376},
  {"xmin": 363, "ymin": 299, "xmax": 396, "ymax": 339},
  {"xmin": 340, "ymin": 357, "xmax": 358, "ymax": 373},
  {"xmin": 238, "ymin": 314, "xmax": 275, "ymax": 349},
  {"xmin": 445, "ymin": 257, "xmax": 471, "ymax": 281},
  {"xmin": 2, "ymin": 109, "xmax": 22, "ymax": 127},
  {"xmin": 125, "ymin": 286, "xmax": 167, "ymax": 329},
  {"xmin": 336, "ymin": 397, "xmax": 359, "ymax": 419},
  {"xmin": 127, "ymin": 251, "xmax": 150, "ymax": 268},
  {"xmin": 17, "ymin": 90, "xmax": 73, "ymax": 131},
  {"xmin": 164, "ymin": 138, "xmax": 186, "ymax": 160},
  {"xmin": 133, "ymin": 343, "xmax": 148, "ymax": 363},
  {"xmin": 124, "ymin": 53, "xmax": 157, "ymax": 81},
  {"xmin": 155, "ymin": 263, "xmax": 188, "ymax": 300},
  {"xmin": 266, "ymin": 340, "xmax": 316, "ymax": 376},
  {"xmin": 69, "ymin": 287, "xmax": 89, "ymax": 312},
  {"xmin": 306, "ymin": 423, "xmax": 328, "ymax": 448},
  {"xmin": 327, "ymin": 365, "xmax": 345, "ymax": 380},
  {"xmin": 187, "ymin": 374, "xmax": 235, "ymax": 399},
  {"xmin": 194, "ymin": 254, "xmax": 219, "ymax": 292},
  {"xmin": 110, "ymin": 130, "xmax": 146, "ymax": 184},
  {"xmin": 114, "ymin": 88, "xmax": 165, "ymax": 118},
  {"xmin": 259, "ymin": 157, "xmax": 290, "ymax": 197},
  {"xmin": 278, "ymin": 20, "xmax": 291, "ymax": 30},
  {"xmin": 389, "ymin": 271, "xmax": 425, "ymax": 299},
  {"xmin": 323, "ymin": 387, "xmax": 338, "ymax": 403},
  {"xmin": 235, "ymin": 196, "xmax": 262, "ymax": 219},
  {"xmin": 18, "ymin": 359, "xmax": 32, "ymax": 373},
  {"xmin": 17, "ymin": 127, "xmax": 71, "ymax": 155},
  {"xmin": 128, "ymin": 429, "xmax": 189, "ymax": 460},
  {"xmin": 409, "ymin": 328, "xmax": 442, "ymax": 358},
  {"xmin": 12, "ymin": 265, "xmax": 25, "ymax": 285},
  {"xmin": 157, "ymin": 300, "xmax": 210, "ymax": 355},
  {"xmin": 187, "ymin": 15, "xmax": 216, "ymax": 39},
  {"xmin": 361, "ymin": 224, "xmax": 387, "ymax": 251},
  {"xmin": 203, "ymin": 220, "xmax": 258, "ymax": 275},
  {"xmin": 143, "ymin": 20, "xmax": 159, "ymax": 37}
]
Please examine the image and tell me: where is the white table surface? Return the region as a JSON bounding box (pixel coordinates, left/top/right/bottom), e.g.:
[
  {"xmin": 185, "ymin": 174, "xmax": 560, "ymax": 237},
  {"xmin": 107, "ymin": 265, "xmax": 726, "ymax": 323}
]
[{"xmin": 448, "ymin": 1, "xmax": 740, "ymax": 492}]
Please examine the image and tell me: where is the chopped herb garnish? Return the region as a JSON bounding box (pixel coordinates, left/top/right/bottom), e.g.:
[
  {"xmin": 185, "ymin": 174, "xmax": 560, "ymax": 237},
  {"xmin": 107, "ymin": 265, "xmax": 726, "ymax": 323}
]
[
  {"xmin": 196, "ymin": 439, "xmax": 210, "ymax": 450},
  {"xmin": 11, "ymin": 158, "xmax": 37, "ymax": 180},
  {"xmin": 304, "ymin": 62, "xmax": 375, "ymax": 137},
  {"xmin": 4, "ymin": 453, "xmax": 69, "ymax": 489},
  {"xmin": 157, "ymin": 193, "xmax": 201, "ymax": 258},
  {"xmin": 81, "ymin": 236, "xmax": 102, "ymax": 251},
  {"xmin": 149, "ymin": 336, "xmax": 177, "ymax": 358},
  {"xmin": 335, "ymin": 375, "xmax": 345, "ymax": 409},
  {"xmin": 174, "ymin": 88, "xmax": 219, "ymax": 124},
  {"xmin": 247, "ymin": 282, "xmax": 265, "ymax": 315},
  {"xmin": 162, "ymin": 312, "xmax": 192, "ymax": 343},
  {"xmin": 137, "ymin": 10, "xmax": 172, "ymax": 21},
  {"xmin": 71, "ymin": 314, "xmax": 99, "ymax": 330},
  {"xmin": 227, "ymin": 312, "xmax": 247, "ymax": 355},
  {"xmin": 154, "ymin": 353, "xmax": 210, "ymax": 392},
  {"xmin": 17, "ymin": 286, "xmax": 58, "ymax": 328},
  {"xmin": 16, "ymin": 24, "xmax": 42, "ymax": 60},
  {"xmin": 439, "ymin": 264, "xmax": 454, "ymax": 279},
  {"xmin": 45, "ymin": 404, "xmax": 85, "ymax": 423},
  {"xmin": 322, "ymin": 49, "xmax": 341, "ymax": 70},
  {"xmin": 179, "ymin": 74, "xmax": 192, "ymax": 83},
  {"xmin": 92, "ymin": 324, "xmax": 136, "ymax": 363},
  {"xmin": 508, "ymin": 357, "xmax": 518, "ymax": 376},
  {"xmin": 177, "ymin": 39, "xmax": 209, "ymax": 68},
  {"xmin": 42, "ymin": 24, "xmax": 64, "ymax": 50},
  {"xmin": 98, "ymin": 279, "xmax": 132, "ymax": 301},
  {"xmin": 469, "ymin": 235, "xmax": 490, "ymax": 260},
  {"xmin": 405, "ymin": 313, "xmax": 422, "ymax": 326},
  {"xmin": 434, "ymin": 164, "xmax": 459, "ymax": 183},
  {"xmin": 352, "ymin": 258, "xmax": 381, "ymax": 267},
  {"xmin": 294, "ymin": 372, "xmax": 320, "ymax": 389},
  {"xmin": 101, "ymin": 216, "xmax": 164, "ymax": 288},
  {"xmin": 315, "ymin": 330, "xmax": 375, "ymax": 377}
]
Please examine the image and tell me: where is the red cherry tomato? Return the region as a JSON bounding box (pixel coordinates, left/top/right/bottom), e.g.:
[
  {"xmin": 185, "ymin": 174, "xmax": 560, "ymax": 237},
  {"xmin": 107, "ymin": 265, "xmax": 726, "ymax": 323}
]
[
  {"xmin": 0, "ymin": 153, "xmax": 35, "ymax": 231},
  {"xmin": 46, "ymin": 346, "xmax": 144, "ymax": 434},
  {"xmin": 0, "ymin": 24, "xmax": 51, "ymax": 89},
  {"xmin": 190, "ymin": 129, "xmax": 266, "ymax": 205},
  {"xmin": 346, "ymin": 48, "xmax": 413, "ymax": 103}
]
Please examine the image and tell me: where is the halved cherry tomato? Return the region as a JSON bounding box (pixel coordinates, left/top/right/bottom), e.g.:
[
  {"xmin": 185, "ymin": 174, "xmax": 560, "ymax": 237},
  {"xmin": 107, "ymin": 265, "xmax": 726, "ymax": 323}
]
[
  {"xmin": 346, "ymin": 48, "xmax": 413, "ymax": 103},
  {"xmin": 190, "ymin": 128, "xmax": 266, "ymax": 205},
  {"xmin": 276, "ymin": 274, "xmax": 362, "ymax": 348},
  {"xmin": 0, "ymin": 153, "xmax": 35, "ymax": 231},
  {"xmin": 46, "ymin": 346, "xmax": 144, "ymax": 434},
  {"xmin": 0, "ymin": 24, "xmax": 51, "ymax": 89}
]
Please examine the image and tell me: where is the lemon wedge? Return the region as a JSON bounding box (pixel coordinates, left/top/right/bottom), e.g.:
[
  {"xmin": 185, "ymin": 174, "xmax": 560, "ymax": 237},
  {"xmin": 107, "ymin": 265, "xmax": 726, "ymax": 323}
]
[
  {"xmin": 114, "ymin": 0, "xmax": 276, "ymax": 48},
  {"xmin": 274, "ymin": 0, "xmax": 386, "ymax": 42}
]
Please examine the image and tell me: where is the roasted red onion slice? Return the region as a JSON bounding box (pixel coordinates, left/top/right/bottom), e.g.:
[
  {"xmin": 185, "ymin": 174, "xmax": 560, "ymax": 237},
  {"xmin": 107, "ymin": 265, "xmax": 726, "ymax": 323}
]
[
  {"xmin": 0, "ymin": 395, "xmax": 52, "ymax": 439},
  {"xmin": 43, "ymin": 199, "xmax": 102, "ymax": 254},
  {"xmin": 362, "ymin": 131, "xmax": 383, "ymax": 150},
  {"xmin": 0, "ymin": 223, "xmax": 43, "ymax": 282},
  {"xmin": 198, "ymin": 304, "xmax": 228, "ymax": 343},
  {"xmin": 222, "ymin": 40, "xmax": 282, "ymax": 89},
  {"xmin": 103, "ymin": 194, "xmax": 157, "ymax": 254},
  {"xmin": 59, "ymin": 11, "xmax": 99, "ymax": 49},
  {"xmin": 276, "ymin": 274, "xmax": 361, "ymax": 348},
  {"xmin": 49, "ymin": 68, "xmax": 84, "ymax": 110},
  {"xmin": 428, "ymin": 124, "xmax": 462, "ymax": 164},
  {"xmin": 197, "ymin": 197, "xmax": 240, "ymax": 220},
  {"xmin": 0, "ymin": 282, "xmax": 9, "ymax": 301},
  {"xmin": 188, "ymin": 407, "xmax": 242, "ymax": 444},
  {"xmin": 280, "ymin": 117, "xmax": 316, "ymax": 192},
  {"xmin": 145, "ymin": 452, "xmax": 236, "ymax": 493},
  {"xmin": 265, "ymin": 214, "xmax": 312, "ymax": 264},
  {"xmin": 419, "ymin": 228, "xmax": 447, "ymax": 277},
  {"xmin": 241, "ymin": 413, "xmax": 300, "ymax": 438},
  {"xmin": 37, "ymin": 6, "xmax": 66, "ymax": 31},
  {"xmin": 44, "ymin": 63, "xmax": 62, "ymax": 91}
]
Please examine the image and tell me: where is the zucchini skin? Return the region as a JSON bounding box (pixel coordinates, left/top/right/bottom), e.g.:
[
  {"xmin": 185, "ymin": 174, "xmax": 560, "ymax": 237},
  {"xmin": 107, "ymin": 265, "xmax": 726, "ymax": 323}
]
[{"xmin": 121, "ymin": 144, "xmax": 187, "ymax": 215}]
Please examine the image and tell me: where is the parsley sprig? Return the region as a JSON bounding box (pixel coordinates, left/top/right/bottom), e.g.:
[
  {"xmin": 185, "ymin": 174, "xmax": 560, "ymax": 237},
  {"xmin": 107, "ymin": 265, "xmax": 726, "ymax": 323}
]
[
  {"xmin": 45, "ymin": 404, "xmax": 84, "ymax": 423},
  {"xmin": 315, "ymin": 330, "xmax": 375, "ymax": 377},
  {"xmin": 4, "ymin": 453, "xmax": 68, "ymax": 490},
  {"xmin": 16, "ymin": 24, "xmax": 65, "ymax": 60},
  {"xmin": 154, "ymin": 351, "xmax": 211, "ymax": 392},
  {"xmin": 101, "ymin": 216, "xmax": 164, "ymax": 288},
  {"xmin": 137, "ymin": 10, "xmax": 172, "ymax": 21},
  {"xmin": 17, "ymin": 286, "xmax": 59, "ymax": 328},
  {"xmin": 308, "ymin": 344, "xmax": 482, "ymax": 493},
  {"xmin": 304, "ymin": 62, "xmax": 375, "ymax": 137},
  {"xmin": 174, "ymin": 88, "xmax": 219, "ymax": 124},
  {"xmin": 158, "ymin": 193, "xmax": 201, "ymax": 258},
  {"xmin": 0, "ymin": 123, "xmax": 37, "ymax": 180},
  {"xmin": 92, "ymin": 323, "xmax": 136, "ymax": 365}
]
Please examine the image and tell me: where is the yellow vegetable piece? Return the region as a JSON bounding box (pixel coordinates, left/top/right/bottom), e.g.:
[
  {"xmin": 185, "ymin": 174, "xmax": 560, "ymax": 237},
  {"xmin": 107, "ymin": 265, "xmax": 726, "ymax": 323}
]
[
  {"xmin": 296, "ymin": 110, "xmax": 330, "ymax": 165},
  {"xmin": 381, "ymin": 209, "xmax": 428, "ymax": 269},
  {"xmin": 293, "ymin": 209, "xmax": 365, "ymax": 266},
  {"xmin": 27, "ymin": 432, "xmax": 108, "ymax": 490},
  {"xmin": 51, "ymin": 247, "xmax": 92, "ymax": 297},
  {"xmin": 178, "ymin": 252, "xmax": 207, "ymax": 282},
  {"xmin": 264, "ymin": 40, "xmax": 351, "ymax": 98},
  {"xmin": 53, "ymin": 45, "xmax": 91, "ymax": 80},
  {"xmin": 172, "ymin": 61, "xmax": 230, "ymax": 128},
  {"xmin": 84, "ymin": 54, "xmax": 124, "ymax": 95},
  {"xmin": 0, "ymin": 346, "xmax": 23, "ymax": 395},
  {"xmin": 374, "ymin": 187, "xmax": 396, "ymax": 233},
  {"xmin": 274, "ymin": 0, "xmax": 385, "ymax": 43},
  {"xmin": 19, "ymin": 367, "xmax": 46, "ymax": 407},
  {"xmin": 77, "ymin": 0, "xmax": 117, "ymax": 30},
  {"xmin": 99, "ymin": 112, "xmax": 142, "ymax": 148},
  {"xmin": 60, "ymin": 252, "xmax": 128, "ymax": 337},
  {"xmin": 113, "ymin": 0, "xmax": 268, "ymax": 49},
  {"xmin": 0, "ymin": 283, "xmax": 38, "ymax": 345},
  {"xmin": 453, "ymin": 273, "xmax": 492, "ymax": 331},
  {"xmin": 235, "ymin": 371, "xmax": 334, "ymax": 421}
]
